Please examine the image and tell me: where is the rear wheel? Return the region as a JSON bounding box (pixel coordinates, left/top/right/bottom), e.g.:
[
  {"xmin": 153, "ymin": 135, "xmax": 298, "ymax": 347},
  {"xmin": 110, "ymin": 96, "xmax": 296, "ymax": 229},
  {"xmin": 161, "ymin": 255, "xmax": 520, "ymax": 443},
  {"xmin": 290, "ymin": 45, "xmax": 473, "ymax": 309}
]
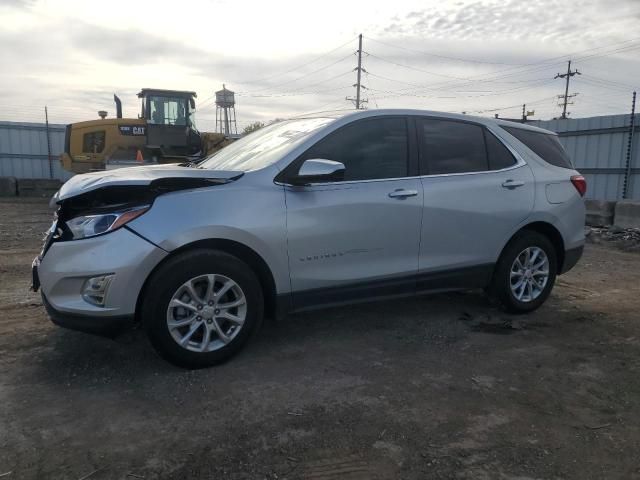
[
  {"xmin": 488, "ymin": 231, "xmax": 557, "ymax": 313},
  {"xmin": 141, "ymin": 249, "xmax": 263, "ymax": 368}
]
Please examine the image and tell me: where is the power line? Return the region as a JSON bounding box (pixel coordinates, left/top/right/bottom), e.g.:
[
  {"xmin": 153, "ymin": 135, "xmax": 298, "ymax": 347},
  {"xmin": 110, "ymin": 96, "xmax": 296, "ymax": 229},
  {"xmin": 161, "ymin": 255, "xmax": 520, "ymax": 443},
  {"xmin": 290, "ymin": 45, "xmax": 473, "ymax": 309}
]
[
  {"xmin": 364, "ymin": 55, "xmax": 563, "ymax": 99},
  {"xmin": 366, "ymin": 37, "xmax": 533, "ymax": 66},
  {"xmin": 233, "ymin": 36, "xmax": 358, "ymax": 86},
  {"xmin": 368, "ymin": 70, "xmax": 553, "ymax": 88},
  {"xmin": 281, "ymin": 70, "xmax": 355, "ymax": 93},
  {"xmin": 236, "ymin": 85, "xmax": 352, "ymax": 99},
  {"xmin": 579, "ymin": 74, "xmax": 638, "ymax": 91},
  {"xmin": 368, "ymin": 78, "xmax": 556, "ymax": 100},
  {"xmin": 212, "ymin": 35, "xmax": 640, "ymax": 117},
  {"xmin": 238, "ymin": 53, "xmax": 355, "ymax": 94},
  {"xmin": 576, "ymin": 77, "xmax": 630, "ymax": 94},
  {"xmin": 366, "ymin": 52, "xmax": 472, "ymax": 81},
  {"xmin": 289, "ymin": 107, "xmax": 354, "ymax": 119},
  {"xmin": 196, "ymin": 74, "xmax": 354, "ymax": 112},
  {"xmin": 468, "ymin": 96, "xmax": 560, "ymax": 114},
  {"xmin": 573, "ymin": 42, "xmax": 640, "ymax": 63},
  {"xmin": 364, "ymin": 37, "xmax": 640, "ymax": 100}
]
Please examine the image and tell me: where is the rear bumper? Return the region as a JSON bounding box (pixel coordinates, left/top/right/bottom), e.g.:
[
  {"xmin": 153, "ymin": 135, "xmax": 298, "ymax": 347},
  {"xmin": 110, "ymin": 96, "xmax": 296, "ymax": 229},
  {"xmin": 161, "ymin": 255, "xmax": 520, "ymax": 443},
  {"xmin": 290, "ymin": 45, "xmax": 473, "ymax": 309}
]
[
  {"xmin": 560, "ymin": 245, "xmax": 584, "ymax": 274},
  {"xmin": 42, "ymin": 293, "xmax": 132, "ymax": 337}
]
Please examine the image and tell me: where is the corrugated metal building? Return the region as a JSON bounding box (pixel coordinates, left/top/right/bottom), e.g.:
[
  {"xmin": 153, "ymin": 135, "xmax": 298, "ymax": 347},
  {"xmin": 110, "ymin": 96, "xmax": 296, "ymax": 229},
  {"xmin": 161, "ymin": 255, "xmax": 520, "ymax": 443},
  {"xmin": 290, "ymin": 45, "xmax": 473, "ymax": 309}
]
[
  {"xmin": 0, "ymin": 121, "xmax": 72, "ymax": 181},
  {"xmin": 531, "ymin": 114, "xmax": 639, "ymax": 201}
]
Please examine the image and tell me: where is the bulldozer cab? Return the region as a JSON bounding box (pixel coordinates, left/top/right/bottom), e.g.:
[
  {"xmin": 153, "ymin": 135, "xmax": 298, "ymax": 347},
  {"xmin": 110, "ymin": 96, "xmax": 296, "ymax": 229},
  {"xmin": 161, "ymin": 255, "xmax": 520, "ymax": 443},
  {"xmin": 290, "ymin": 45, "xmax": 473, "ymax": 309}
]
[
  {"xmin": 60, "ymin": 87, "xmax": 231, "ymax": 174},
  {"xmin": 138, "ymin": 88, "xmax": 202, "ymax": 157}
]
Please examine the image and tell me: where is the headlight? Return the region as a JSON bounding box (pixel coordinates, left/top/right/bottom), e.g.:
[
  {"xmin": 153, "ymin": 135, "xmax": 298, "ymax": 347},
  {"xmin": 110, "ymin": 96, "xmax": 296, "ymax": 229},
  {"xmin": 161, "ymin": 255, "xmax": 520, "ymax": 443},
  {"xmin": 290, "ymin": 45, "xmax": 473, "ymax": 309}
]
[{"xmin": 65, "ymin": 205, "xmax": 149, "ymax": 240}]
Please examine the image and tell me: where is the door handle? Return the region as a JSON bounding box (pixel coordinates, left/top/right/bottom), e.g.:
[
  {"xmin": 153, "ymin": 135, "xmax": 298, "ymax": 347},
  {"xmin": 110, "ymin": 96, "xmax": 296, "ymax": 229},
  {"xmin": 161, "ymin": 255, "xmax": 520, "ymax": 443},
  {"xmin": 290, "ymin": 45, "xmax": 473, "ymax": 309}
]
[
  {"xmin": 501, "ymin": 180, "xmax": 525, "ymax": 189},
  {"xmin": 388, "ymin": 189, "xmax": 418, "ymax": 198}
]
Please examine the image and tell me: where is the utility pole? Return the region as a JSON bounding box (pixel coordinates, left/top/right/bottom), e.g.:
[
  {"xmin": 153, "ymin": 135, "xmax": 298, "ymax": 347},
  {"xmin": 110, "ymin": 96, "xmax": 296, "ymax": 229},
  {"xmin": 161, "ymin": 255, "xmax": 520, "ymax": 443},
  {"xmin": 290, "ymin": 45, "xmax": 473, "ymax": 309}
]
[
  {"xmin": 346, "ymin": 34, "xmax": 368, "ymax": 109},
  {"xmin": 356, "ymin": 34, "xmax": 362, "ymax": 109},
  {"xmin": 555, "ymin": 60, "xmax": 581, "ymax": 119},
  {"xmin": 622, "ymin": 91, "xmax": 637, "ymax": 199},
  {"xmin": 521, "ymin": 104, "xmax": 526, "ymax": 123},
  {"xmin": 44, "ymin": 106, "xmax": 53, "ymax": 179}
]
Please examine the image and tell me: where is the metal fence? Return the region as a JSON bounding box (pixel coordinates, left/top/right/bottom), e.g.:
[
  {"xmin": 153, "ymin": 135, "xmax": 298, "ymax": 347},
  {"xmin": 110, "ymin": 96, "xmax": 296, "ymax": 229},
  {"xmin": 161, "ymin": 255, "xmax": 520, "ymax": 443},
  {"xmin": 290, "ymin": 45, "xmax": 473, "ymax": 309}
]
[
  {"xmin": 0, "ymin": 121, "xmax": 72, "ymax": 181},
  {"xmin": 531, "ymin": 114, "xmax": 639, "ymax": 201}
]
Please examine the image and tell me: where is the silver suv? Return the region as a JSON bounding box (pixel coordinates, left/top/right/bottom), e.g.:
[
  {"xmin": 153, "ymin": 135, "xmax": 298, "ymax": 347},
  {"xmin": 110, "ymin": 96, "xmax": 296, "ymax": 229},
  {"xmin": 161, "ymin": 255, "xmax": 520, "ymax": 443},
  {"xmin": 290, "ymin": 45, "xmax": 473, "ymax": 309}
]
[{"xmin": 33, "ymin": 110, "xmax": 586, "ymax": 368}]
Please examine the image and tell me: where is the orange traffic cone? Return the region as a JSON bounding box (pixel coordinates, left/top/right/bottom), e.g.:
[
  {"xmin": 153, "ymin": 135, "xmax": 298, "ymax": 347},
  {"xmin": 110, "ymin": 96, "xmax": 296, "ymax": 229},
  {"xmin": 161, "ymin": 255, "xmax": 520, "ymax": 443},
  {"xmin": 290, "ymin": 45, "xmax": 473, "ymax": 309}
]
[{"xmin": 136, "ymin": 149, "xmax": 144, "ymax": 162}]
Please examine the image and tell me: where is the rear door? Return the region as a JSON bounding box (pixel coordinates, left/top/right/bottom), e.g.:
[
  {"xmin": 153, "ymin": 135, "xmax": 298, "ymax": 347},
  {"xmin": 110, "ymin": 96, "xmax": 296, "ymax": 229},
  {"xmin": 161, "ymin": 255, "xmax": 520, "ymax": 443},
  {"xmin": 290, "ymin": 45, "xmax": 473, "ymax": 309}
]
[
  {"xmin": 282, "ymin": 116, "xmax": 423, "ymax": 308},
  {"xmin": 417, "ymin": 117, "xmax": 535, "ymax": 289}
]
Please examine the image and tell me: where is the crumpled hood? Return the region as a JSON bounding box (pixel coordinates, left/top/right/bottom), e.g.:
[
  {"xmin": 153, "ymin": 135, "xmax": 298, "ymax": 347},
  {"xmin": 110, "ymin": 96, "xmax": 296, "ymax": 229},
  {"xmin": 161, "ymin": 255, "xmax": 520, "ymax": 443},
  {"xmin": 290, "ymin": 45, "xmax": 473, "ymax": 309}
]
[{"xmin": 56, "ymin": 164, "xmax": 243, "ymax": 201}]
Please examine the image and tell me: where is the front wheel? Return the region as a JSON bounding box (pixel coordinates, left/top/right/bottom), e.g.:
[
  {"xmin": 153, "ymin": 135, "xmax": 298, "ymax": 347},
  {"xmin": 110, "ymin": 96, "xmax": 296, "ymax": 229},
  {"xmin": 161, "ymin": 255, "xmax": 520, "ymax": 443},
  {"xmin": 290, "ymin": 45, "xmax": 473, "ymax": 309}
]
[
  {"xmin": 488, "ymin": 231, "xmax": 557, "ymax": 313},
  {"xmin": 141, "ymin": 249, "xmax": 263, "ymax": 368}
]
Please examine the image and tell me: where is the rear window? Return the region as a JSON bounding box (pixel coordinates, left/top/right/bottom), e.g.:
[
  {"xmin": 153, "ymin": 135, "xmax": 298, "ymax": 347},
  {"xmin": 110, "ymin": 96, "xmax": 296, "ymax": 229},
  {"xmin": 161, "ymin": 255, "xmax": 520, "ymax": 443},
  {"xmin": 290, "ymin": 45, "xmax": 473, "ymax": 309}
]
[
  {"xmin": 82, "ymin": 131, "xmax": 105, "ymax": 154},
  {"xmin": 484, "ymin": 130, "xmax": 517, "ymax": 170},
  {"xmin": 421, "ymin": 118, "xmax": 487, "ymax": 174},
  {"xmin": 502, "ymin": 126, "xmax": 572, "ymax": 169}
]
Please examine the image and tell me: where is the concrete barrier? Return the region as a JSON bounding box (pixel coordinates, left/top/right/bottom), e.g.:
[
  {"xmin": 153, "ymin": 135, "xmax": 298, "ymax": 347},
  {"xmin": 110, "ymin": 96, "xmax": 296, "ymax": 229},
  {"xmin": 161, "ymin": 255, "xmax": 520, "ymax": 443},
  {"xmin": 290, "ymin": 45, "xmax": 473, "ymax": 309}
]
[
  {"xmin": 0, "ymin": 176, "xmax": 17, "ymax": 197},
  {"xmin": 614, "ymin": 200, "xmax": 640, "ymax": 229},
  {"xmin": 585, "ymin": 200, "xmax": 616, "ymax": 226},
  {"xmin": 16, "ymin": 178, "xmax": 62, "ymax": 198}
]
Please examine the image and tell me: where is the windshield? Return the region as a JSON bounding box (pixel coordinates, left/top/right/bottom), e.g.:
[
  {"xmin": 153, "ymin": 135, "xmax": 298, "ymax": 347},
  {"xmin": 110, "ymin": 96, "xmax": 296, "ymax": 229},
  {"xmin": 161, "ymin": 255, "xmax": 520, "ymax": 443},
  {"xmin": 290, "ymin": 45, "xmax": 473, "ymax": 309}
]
[
  {"xmin": 198, "ymin": 117, "xmax": 333, "ymax": 171},
  {"xmin": 148, "ymin": 96, "xmax": 188, "ymax": 126}
]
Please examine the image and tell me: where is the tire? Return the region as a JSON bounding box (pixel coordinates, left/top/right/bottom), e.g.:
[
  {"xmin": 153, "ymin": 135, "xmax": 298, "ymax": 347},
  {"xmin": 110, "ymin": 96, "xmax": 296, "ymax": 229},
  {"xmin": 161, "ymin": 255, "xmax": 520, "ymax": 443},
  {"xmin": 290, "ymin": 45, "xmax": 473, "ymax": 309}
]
[
  {"xmin": 487, "ymin": 230, "xmax": 558, "ymax": 314},
  {"xmin": 141, "ymin": 249, "xmax": 263, "ymax": 368}
]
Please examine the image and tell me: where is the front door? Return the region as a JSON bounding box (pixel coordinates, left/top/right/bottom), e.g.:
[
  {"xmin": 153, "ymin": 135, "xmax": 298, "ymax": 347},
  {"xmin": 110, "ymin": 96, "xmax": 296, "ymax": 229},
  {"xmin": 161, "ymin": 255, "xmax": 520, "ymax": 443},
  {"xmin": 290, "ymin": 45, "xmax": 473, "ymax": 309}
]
[{"xmin": 283, "ymin": 116, "xmax": 423, "ymax": 309}]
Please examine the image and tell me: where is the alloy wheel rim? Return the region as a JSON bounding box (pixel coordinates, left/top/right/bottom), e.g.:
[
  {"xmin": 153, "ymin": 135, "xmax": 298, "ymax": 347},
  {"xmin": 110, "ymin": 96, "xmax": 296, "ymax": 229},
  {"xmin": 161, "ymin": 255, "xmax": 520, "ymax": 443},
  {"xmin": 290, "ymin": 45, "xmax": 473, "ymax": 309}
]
[
  {"xmin": 509, "ymin": 247, "xmax": 549, "ymax": 303},
  {"xmin": 166, "ymin": 274, "xmax": 247, "ymax": 352}
]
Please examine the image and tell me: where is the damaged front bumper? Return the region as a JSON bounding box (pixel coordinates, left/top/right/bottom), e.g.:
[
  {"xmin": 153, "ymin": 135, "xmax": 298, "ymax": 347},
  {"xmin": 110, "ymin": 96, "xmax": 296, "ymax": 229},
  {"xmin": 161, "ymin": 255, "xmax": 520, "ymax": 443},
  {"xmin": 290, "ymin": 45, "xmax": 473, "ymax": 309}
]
[
  {"xmin": 33, "ymin": 166, "xmax": 244, "ymax": 335},
  {"xmin": 36, "ymin": 226, "xmax": 167, "ymax": 334}
]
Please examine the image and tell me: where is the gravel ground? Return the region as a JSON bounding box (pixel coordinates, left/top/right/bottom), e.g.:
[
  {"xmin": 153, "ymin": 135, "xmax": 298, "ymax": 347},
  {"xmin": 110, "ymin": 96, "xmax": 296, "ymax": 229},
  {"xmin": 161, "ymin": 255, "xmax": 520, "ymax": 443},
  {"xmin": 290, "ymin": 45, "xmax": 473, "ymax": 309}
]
[{"xmin": 1, "ymin": 198, "xmax": 640, "ymax": 480}]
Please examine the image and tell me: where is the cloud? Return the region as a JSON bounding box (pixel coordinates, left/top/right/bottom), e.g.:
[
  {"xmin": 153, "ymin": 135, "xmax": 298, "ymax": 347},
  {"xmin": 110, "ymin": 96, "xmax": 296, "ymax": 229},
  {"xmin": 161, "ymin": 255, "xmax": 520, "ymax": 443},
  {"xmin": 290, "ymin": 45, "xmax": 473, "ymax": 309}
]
[
  {"xmin": 66, "ymin": 23, "xmax": 331, "ymax": 90},
  {"xmin": 376, "ymin": 0, "xmax": 640, "ymax": 45},
  {"xmin": 0, "ymin": 0, "xmax": 35, "ymax": 9},
  {"xmin": 0, "ymin": 0, "xmax": 639, "ymax": 125},
  {"xmin": 68, "ymin": 23, "xmax": 203, "ymax": 66}
]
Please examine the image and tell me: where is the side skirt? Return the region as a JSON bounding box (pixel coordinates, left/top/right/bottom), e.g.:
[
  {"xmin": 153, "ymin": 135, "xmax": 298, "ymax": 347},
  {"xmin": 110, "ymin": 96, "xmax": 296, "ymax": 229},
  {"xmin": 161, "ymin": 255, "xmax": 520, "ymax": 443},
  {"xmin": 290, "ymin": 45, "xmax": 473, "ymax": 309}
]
[{"xmin": 281, "ymin": 263, "xmax": 495, "ymax": 315}]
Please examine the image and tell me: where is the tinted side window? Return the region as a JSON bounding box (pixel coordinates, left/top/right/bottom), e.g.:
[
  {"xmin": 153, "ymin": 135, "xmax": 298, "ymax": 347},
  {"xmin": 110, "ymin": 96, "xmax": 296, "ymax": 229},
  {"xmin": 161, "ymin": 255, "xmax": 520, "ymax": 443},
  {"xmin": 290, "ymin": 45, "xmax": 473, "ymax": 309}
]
[
  {"xmin": 300, "ymin": 117, "xmax": 408, "ymax": 181},
  {"xmin": 421, "ymin": 119, "xmax": 487, "ymax": 174},
  {"xmin": 485, "ymin": 131, "xmax": 517, "ymax": 170},
  {"xmin": 503, "ymin": 127, "xmax": 573, "ymax": 169}
]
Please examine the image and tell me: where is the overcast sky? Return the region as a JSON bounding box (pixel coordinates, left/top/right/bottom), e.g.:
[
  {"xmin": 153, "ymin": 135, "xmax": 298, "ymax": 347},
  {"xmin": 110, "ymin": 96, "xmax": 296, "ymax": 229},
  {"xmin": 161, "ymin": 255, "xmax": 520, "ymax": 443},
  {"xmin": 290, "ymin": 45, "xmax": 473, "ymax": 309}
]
[{"xmin": 1, "ymin": 0, "xmax": 639, "ymax": 130}]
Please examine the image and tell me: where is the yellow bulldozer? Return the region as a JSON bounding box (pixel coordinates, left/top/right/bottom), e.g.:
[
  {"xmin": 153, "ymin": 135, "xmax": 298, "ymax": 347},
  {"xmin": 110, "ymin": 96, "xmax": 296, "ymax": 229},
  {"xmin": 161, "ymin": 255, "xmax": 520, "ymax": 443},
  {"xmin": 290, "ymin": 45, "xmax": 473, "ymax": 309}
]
[{"xmin": 61, "ymin": 88, "xmax": 234, "ymax": 174}]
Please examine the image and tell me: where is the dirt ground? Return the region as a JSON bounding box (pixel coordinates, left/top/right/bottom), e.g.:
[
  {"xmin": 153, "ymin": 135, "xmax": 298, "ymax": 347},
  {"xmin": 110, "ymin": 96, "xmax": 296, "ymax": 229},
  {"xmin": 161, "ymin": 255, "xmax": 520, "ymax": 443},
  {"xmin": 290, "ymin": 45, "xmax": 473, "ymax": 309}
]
[{"xmin": 1, "ymin": 198, "xmax": 640, "ymax": 480}]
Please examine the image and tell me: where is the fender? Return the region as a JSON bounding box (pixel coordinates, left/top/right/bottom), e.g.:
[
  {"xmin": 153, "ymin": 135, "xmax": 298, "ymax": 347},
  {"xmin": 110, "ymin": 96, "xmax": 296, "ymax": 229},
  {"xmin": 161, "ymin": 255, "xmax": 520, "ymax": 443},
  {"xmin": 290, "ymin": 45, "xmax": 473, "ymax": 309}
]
[{"xmin": 127, "ymin": 171, "xmax": 291, "ymax": 294}]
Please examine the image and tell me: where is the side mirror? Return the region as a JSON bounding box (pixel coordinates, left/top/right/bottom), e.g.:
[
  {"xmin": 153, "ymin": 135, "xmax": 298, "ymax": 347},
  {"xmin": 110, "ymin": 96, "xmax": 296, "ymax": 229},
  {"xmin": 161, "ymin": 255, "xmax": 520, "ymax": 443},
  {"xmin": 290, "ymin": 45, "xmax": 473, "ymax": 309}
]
[{"xmin": 290, "ymin": 159, "xmax": 345, "ymax": 185}]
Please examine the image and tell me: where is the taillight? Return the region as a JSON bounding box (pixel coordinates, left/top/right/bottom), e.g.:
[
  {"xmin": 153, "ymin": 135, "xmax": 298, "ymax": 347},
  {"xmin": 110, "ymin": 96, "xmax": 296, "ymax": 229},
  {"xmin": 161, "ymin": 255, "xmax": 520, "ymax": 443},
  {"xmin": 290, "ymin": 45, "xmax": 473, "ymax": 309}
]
[{"xmin": 571, "ymin": 175, "xmax": 587, "ymax": 197}]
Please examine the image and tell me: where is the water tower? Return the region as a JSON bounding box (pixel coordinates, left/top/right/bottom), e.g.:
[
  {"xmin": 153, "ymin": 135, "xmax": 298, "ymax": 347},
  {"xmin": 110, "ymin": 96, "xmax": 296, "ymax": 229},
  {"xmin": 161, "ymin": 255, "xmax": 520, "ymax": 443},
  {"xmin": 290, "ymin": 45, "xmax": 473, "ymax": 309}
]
[{"xmin": 215, "ymin": 84, "xmax": 238, "ymax": 138}]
